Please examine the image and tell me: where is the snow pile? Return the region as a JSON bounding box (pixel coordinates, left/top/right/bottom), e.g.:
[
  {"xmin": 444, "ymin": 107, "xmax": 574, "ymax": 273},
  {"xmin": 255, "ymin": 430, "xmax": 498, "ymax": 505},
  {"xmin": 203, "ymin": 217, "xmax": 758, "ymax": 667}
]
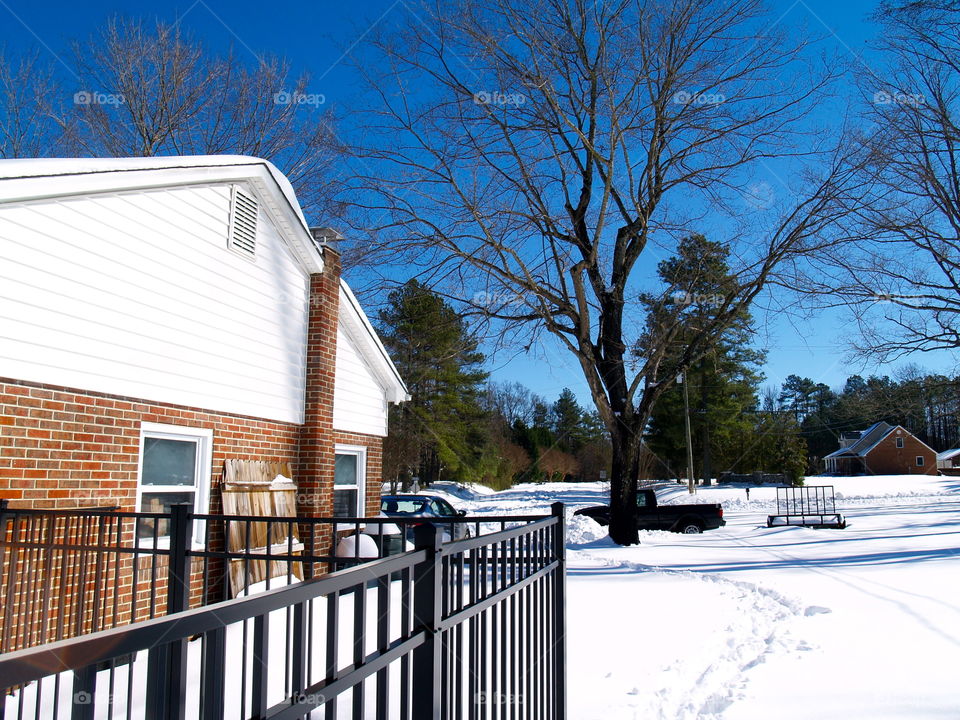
[{"xmin": 566, "ymin": 510, "xmax": 609, "ymax": 545}]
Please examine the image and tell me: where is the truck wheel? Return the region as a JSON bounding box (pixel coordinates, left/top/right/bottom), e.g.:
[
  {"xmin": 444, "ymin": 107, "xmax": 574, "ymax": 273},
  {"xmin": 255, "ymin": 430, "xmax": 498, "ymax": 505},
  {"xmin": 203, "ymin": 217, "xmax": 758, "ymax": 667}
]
[{"xmin": 679, "ymin": 522, "xmax": 703, "ymax": 534}]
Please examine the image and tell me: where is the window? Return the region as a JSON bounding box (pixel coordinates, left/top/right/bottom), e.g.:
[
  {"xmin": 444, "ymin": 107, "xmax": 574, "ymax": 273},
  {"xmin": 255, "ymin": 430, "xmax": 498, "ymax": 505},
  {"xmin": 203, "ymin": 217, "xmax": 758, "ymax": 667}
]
[
  {"xmin": 136, "ymin": 423, "xmax": 212, "ymax": 545},
  {"xmin": 429, "ymin": 499, "xmax": 457, "ymax": 517},
  {"xmin": 334, "ymin": 445, "xmax": 367, "ymax": 517},
  {"xmin": 896, "ymin": 437, "xmax": 904, "ymax": 448},
  {"xmin": 916, "ymin": 456, "xmax": 924, "ymax": 467}
]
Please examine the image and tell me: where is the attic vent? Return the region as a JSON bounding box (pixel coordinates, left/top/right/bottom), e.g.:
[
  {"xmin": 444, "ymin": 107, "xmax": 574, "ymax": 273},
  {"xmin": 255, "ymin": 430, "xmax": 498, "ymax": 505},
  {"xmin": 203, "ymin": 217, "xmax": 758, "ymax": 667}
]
[{"xmin": 228, "ymin": 186, "xmax": 259, "ymax": 259}]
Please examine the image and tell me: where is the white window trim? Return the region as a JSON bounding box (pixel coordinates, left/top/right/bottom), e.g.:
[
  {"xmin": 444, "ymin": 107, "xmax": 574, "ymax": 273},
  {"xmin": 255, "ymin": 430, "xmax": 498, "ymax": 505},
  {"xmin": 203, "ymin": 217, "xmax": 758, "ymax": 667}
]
[
  {"xmin": 896, "ymin": 437, "xmax": 904, "ymax": 448},
  {"xmin": 916, "ymin": 455, "xmax": 925, "ymax": 467},
  {"xmin": 136, "ymin": 422, "xmax": 213, "ymax": 547},
  {"xmin": 334, "ymin": 444, "xmax": 367, "ymax": 518}
]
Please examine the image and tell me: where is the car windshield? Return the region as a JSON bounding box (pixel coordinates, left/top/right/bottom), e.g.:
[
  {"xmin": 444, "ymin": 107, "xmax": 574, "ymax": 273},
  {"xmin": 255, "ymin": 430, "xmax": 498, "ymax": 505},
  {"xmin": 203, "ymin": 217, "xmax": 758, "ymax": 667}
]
[{"xmin": 381, "ymin": 498, "xmax": 428, "ymax": 514}]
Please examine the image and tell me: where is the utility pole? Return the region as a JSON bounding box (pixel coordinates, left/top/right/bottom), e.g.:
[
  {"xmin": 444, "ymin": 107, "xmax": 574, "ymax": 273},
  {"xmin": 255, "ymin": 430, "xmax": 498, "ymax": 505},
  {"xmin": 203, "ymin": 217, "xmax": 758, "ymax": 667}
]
[{"xmin": 681, "ymin": 372, "xmax": 696, "ymax": 495}]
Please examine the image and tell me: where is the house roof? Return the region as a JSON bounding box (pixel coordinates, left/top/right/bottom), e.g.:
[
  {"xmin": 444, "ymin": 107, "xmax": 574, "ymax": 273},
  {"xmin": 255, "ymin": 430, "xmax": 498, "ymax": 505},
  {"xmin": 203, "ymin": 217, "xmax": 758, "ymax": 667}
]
[
  {"xmin": 937, "ymin": 448, "xmax": 960, "ymax": 461},
  {"xmin": 0, "ymin": 155, "xmax": 324, "ymax": 274},
  {"xmin": 824, "ymin": 421, "xmax": 936, "ymax": 459}
]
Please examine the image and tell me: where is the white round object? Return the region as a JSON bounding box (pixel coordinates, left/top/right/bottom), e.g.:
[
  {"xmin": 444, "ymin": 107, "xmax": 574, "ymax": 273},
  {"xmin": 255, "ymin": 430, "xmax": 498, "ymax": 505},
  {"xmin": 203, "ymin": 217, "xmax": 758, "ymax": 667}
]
[{"xmin": 336, "ymin": 533, "xmax": 379, "ymax": 559}]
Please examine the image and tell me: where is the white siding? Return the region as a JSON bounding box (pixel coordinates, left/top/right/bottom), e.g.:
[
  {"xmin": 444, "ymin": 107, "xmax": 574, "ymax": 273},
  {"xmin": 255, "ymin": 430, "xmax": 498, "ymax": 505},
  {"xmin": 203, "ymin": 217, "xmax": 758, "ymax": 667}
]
[
  {"xmin": 333, "ymin": 327, "xmax": 389, "ymax": 436},
  {"xmin": 0, "ymin": 185, "xmax": 310, "ymax": 423}
]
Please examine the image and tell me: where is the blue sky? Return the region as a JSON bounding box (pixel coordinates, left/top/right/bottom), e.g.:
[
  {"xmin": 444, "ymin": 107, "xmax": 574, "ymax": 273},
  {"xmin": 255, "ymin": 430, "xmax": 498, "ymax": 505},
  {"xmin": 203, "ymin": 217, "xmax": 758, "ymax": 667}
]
[{"xmin": 2, "ymin": 0, "xmax": 956, "ymax": 405}]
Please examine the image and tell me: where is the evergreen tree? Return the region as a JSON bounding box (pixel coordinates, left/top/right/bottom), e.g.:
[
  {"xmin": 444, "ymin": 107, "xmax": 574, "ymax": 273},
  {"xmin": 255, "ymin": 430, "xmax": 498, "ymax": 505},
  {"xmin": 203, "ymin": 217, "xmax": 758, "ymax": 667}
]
[
  {"xmin": 378, "ymin": 280, "xmax": 490, "ymax": 485},
  {"xmin": 642, "ymin": 235, "xmax": 765, "ymax": 481},
  {"xmin": 551, "ymin": 388, "xmax": 586, "ymax": 454}
]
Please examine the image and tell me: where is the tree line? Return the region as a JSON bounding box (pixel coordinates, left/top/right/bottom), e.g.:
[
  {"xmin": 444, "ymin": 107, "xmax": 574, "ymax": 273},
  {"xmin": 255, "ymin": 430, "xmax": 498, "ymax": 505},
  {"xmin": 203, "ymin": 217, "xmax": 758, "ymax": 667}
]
[
  {"xmin": 381, "ymin": 276, "xmax": 960, "ymax": 491},
  {"xmin": 378, "ymin": 279, "xmax": 611, "ymax": 490}
]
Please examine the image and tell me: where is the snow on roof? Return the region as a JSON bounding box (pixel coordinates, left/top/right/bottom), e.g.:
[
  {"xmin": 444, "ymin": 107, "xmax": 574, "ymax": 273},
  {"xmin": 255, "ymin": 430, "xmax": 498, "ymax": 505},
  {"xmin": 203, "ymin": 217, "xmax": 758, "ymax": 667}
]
[{"xmin": 937, "ymin": 448, "xmax": 960, "ymax": 461}]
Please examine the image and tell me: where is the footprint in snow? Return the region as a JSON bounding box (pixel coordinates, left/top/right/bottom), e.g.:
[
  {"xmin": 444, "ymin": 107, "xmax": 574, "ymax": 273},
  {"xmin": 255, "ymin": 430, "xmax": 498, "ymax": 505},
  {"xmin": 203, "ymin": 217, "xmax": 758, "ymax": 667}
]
[{"xmin": 804, "ymin": 605, "xmax": 831, "ymax": 616}]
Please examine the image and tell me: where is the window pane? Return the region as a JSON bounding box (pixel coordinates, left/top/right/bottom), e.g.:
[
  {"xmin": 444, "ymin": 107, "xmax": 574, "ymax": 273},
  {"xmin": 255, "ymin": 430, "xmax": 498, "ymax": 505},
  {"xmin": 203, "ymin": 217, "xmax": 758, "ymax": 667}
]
[
  {"xmin": 137, "ymin": 491, "xmax": 195, "ymax": 538},
  {"xmin": 334, "ymin": 454, "xmax": 358, "ymax": 486},
  {"xmin": 334, "ymin": 488, "xmax": 358, "ymax": 517},
  {"xmin": 142, "ymin": 438, "xmax": 197, "ymax": 486}
]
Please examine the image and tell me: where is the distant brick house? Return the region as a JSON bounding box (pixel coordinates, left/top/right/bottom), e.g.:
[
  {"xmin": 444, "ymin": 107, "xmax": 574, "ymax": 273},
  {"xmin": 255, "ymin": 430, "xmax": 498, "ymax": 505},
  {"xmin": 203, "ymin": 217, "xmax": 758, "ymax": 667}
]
[
  {"xmin": 823, "ymin": 422, "xmax": 937, "ymax": 476},
  {"xmin": 0, "ymin": 156, "xmax": 408, "ymax": 523}
]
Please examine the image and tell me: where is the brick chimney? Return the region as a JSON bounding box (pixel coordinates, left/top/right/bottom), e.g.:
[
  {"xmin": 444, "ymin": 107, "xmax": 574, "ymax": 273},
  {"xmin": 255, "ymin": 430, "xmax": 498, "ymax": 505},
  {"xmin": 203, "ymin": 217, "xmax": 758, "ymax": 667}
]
[{"xmin": 297, "ymin": 242, "xmax": 342, "ymax": 518}]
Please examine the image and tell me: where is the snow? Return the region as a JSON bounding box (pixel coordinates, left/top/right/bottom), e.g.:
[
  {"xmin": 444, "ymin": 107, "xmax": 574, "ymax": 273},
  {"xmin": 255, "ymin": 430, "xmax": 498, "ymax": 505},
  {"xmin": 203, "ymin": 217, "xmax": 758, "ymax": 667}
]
[
  {"xmin": 7, "ymin": 476, "xmax": 958, "ymax": 718},
  {"xmin": 428, "ymin": 477, "xmax": 960, "ymax": 719}
]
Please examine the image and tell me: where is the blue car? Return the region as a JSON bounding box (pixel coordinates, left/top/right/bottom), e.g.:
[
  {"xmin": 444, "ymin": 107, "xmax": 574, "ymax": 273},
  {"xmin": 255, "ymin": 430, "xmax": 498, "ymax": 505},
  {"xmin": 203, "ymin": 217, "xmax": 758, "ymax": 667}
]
[{"xmin": 380, "ymin": 494, "xmax": 472, "ymax": 540}]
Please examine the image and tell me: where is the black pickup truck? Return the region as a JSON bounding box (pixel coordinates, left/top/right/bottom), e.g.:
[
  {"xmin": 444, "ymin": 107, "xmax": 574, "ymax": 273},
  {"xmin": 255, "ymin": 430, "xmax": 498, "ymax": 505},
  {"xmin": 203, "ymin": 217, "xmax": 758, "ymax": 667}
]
[{"xmin": 574, "ymin": 488, "xmax": 725, "ymax": 534}]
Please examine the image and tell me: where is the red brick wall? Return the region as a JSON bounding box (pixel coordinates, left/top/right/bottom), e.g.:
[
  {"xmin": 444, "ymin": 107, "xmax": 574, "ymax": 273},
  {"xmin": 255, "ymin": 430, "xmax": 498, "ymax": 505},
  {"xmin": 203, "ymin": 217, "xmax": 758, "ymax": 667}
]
[
  {"xmin": 865, "ymin": 431, "xmax": 938, "ymax": 475},
  {"xmin": 0, "ymin": 378, "xmax": 301, "ymax": 510},
  {"xmin": 296, "ymin": 248, "xmax": 340, "ymax": 518}
]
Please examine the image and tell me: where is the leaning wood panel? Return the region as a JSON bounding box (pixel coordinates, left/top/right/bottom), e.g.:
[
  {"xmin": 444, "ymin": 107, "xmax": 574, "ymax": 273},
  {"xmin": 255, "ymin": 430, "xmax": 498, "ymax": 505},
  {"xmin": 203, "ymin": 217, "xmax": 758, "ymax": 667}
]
[{"xmin": 221, "ymin": 459, "xmax": 303, "ymax": 595}]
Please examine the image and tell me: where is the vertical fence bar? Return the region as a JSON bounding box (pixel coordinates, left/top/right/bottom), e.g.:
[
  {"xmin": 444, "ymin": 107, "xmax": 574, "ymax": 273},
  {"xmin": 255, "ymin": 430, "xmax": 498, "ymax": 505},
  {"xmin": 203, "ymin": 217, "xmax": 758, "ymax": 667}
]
[
  {"xmin": 412, "ymin": 524, "xmax": 442, "ymax": 720},
  {"xmin": 201, "ymin": 626, "xmax": 226, "ymax": 720},
  {"xmin": 71, "ymin": 664, "xmax": 96, "ymax": 720},
  {"xmin": 550, "ymin": 503, "xmax": 566, "ymax": 720},
  {"xmin": 251, "ymin": 613, "xmax": 270, "ymax": 717},
  {"xmin": 145, "ymin": 504, "xmax": 192, "ymax": 720}
]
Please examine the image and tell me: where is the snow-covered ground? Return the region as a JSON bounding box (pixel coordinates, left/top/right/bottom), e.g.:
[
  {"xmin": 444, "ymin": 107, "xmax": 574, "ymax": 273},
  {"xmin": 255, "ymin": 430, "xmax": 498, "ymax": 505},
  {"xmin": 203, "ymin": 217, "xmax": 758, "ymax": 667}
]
[{"xmin": 429, "ymin": 476, "xmax": 960, "ymax": 719}]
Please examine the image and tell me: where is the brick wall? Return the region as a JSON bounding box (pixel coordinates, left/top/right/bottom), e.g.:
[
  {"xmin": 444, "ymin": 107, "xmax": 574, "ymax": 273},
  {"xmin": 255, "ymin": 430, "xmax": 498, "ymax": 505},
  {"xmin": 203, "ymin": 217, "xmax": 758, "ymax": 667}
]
[
  {"xmin": 296, "ymin": 247, "xmax": 340, "ymax": 517},
  {"xmin": 865, "ymin": 431, "xmax": 938, "ymax": 475},
  {"xmin": 0, "ymin": 378, "xmax": 301, "ymax": 510}
]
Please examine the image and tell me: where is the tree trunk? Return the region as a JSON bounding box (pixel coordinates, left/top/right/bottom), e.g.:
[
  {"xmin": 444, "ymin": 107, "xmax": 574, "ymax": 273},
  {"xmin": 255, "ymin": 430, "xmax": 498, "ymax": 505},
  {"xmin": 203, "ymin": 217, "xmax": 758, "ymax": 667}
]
[{"xmin": 608, "ymin": 426, "xmax": 642, "ymax": 546}]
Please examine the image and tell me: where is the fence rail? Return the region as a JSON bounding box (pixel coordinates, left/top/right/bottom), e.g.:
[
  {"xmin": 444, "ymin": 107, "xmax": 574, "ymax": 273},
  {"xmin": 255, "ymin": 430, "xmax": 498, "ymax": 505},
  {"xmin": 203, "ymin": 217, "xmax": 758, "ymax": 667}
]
[{"xmin": 0, "ymin": 501, "xmax": 566, "ymax": 719}]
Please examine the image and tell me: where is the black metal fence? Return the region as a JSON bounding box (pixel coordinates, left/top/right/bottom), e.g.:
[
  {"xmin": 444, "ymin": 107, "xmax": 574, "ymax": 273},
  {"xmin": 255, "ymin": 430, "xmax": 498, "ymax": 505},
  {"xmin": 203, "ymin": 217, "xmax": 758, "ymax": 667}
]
[{"xmin": 0, "ymin": 501, "xmax": 566, "ymax": 719}]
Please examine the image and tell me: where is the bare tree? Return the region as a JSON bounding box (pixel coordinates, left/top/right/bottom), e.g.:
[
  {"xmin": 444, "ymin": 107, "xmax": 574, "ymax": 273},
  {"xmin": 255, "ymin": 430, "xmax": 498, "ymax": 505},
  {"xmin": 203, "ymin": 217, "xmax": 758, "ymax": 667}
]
[
  {"xmin": 350, "ymin": 0, "xmax": 865, "ymax": 543},
  {"xmin": 485, "ymin": 380, "xmax": 537, "ymax": 426},
  {"xmin": 61, "ymin": 17, "xmax": 345, "ymax": 221},
  {"xmin": 0, "ymin": 48, "xmax": 63, "ymax": 158},
  {"xmin": 799, "ymin": 2, "xmax": 960, "ymax": 361}
]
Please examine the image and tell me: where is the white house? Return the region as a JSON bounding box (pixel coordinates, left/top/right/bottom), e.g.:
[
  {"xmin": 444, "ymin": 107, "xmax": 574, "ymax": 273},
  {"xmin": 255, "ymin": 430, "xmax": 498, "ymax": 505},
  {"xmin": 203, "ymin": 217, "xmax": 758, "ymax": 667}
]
[{"xmin": 0, "ymin": 155, "xmax": 407, "ymax": 522}]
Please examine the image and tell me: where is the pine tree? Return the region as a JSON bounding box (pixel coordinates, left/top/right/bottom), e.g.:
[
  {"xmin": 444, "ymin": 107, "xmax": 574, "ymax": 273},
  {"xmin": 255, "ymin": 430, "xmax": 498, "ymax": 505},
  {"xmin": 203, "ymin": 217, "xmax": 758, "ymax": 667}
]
[
  {"xmin": 378, "ymin": 280, "xmax": 489, "ymax": 485},
  {"xmin": 641, "ymin": 235, "xmax": 765, "ymax": 481}
]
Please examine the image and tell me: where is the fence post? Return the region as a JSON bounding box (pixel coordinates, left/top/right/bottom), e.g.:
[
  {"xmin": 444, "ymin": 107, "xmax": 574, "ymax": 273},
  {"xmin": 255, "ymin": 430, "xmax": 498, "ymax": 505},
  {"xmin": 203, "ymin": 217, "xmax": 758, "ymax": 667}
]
[
  {"xmin": 145, "ymin": 503, "xmax": 193, "ymax": 720},
  {"xmin": 412, "ymin": 523, "xmax": 442, "ymax": 720},
  {"xmin": 550, "ymin": 502, "xmax": 567, "ymax": 720}
]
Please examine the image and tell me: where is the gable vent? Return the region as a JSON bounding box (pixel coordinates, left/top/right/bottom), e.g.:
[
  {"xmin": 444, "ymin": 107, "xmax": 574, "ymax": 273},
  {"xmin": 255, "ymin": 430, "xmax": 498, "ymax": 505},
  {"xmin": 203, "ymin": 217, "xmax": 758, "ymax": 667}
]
[{"xmin": 228, "ymin": 186, "xmax": 259, "ymax": 259}]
